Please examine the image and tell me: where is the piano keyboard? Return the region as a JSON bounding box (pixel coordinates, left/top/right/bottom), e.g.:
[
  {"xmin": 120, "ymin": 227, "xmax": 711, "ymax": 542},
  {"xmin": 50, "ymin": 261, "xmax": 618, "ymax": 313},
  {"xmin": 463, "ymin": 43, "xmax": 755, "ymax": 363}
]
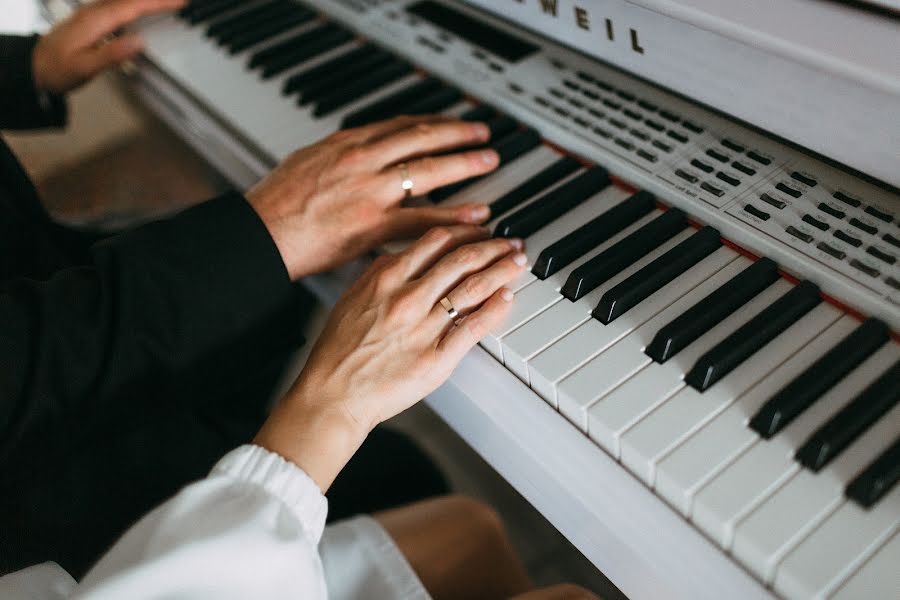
[{"xmin": 134, "ymin": 1, "xmax": 900, "ymax": 598}]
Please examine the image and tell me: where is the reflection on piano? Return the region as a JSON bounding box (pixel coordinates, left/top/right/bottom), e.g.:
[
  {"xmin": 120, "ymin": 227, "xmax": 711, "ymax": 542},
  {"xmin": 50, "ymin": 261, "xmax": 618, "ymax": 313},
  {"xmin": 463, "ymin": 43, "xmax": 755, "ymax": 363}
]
[{"xmin": 126, "ymin": 1, "xmax": 900, "ymax": 598}]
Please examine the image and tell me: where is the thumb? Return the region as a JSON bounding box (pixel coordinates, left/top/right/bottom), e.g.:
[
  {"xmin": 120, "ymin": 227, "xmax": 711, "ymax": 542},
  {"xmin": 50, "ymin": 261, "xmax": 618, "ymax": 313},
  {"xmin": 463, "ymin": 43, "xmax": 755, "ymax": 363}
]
[{"xmin": 383, "ymin": 204, "xmax": 492, "ymax": 240}]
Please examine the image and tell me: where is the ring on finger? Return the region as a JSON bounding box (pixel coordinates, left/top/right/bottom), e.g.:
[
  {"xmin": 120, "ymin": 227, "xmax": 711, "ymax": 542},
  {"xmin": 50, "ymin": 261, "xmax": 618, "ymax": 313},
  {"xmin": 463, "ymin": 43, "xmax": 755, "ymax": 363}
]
[{"xmin": 398, "ymin": 162, "xmax": 414, "ymax": 199}]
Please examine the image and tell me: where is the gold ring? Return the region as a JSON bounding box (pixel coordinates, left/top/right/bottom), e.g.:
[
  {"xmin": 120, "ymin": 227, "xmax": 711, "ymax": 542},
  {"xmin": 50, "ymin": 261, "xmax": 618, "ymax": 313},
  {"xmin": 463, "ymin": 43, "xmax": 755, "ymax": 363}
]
[
  {"xmin": 439, "ymin": 296, "xmax": 459, "ymax": 321},
  {"xmin": 399, "ymin": 162, "xmax": 413, "ymax": 199}
]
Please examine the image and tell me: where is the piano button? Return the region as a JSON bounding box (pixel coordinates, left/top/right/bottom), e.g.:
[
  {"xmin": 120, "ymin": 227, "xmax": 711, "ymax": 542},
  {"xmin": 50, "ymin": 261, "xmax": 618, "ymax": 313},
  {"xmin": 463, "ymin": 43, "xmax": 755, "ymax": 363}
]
[
  {"xmin": 743, "ymin": 204, "xmax": 770, "ymax": 221},
  {"xmin": 690, "ymin": 159, "xmax": 714, "ymax": 173},
  {"xmin": 833, "ymin": 191, "xmax": 862, "ymax": 207},
  {"xmin": 294, "ymin": 50, "xmax": 393, "ymax": 103},
  {"xmin": 609, "ymin": 118, "xmax": 627, "ymax": 130},
  {"xmin": 614, "ymin": 138, "xmax": 634, "ymax": 151},
  {"xmin": 575, "ymin": 70, "xmax": 595, "ymax": 83},
  {"xmin": 866, "ymin": 246, "xmax": 896, "ymax": 265},
  {"xmin": 749, "ymin": 317, "xmax": 890, "ymax": 438},
  {"xmin": 675, "ymin": 169, "xmax": 698, "ymax": 184},
  {"xmin": 342, "ymin": 77, "xmax": 444, "ymax": 128},
  {"xmin": 882, "ymin": 232, "xmax": 900, "ymax": 249},
  {"xmin": 494, "ymin": 166, "xmax": 609, "ymax": 239},
  {"xmin": 314, "ymin": 61, "xmax": 414, "ymax": 117},
  {"xmin": 616, "ymin": 90, "xmax": 636, "ymax": 102},
  {"xmin": 850, "ymin": 259, "xmax": 881, "ymax": 278},
  {"xmin": 602, "ymin": 98, "xmax": 622, "ymax": 110},
  {"xmin": 796, "ymin": 360, "xmax": 900, "ymax": 472},
  {"xmin": 570, "ymin": 100, "xmax": 586, "ymax": 111},
  {"xmin": 659, "ymin": 110, "xmax": 680, "ymax": 122},
  {"xmin": 532, "ymin": 190, "xmax": 654, "ymax": 280},
  {"xmin": 593, "ymin": 127, "xmax": 612, "ymax": 139},
  {"xmin": 785, "ymin": 226, "xmax": 813, "ymax": 244},
  {"xmin": 846, "ymin": 437, "xmax": 900, "ymax": 508},
  {"xmin": 776, "ymin": 182, "xmax": 802, "ymax": 198},
  {"xmin": 886, "ymin": 277, "xmax": 900, "ymax": 291},
  {"xmin": 653, "ymin": 139, "xmax": 673, "ymax": 153},
  {"xmin": 731, "ymin": 161, "xmax": 756, "ymax": 176},
  {"xmin": 721, "ymin": 139, "xmax": 745, "ymax": 153},
  {"xmin": 682, "ymin": 120, "xmax": 704, "ymax": 134},
  {"xmin": 654, "ymin": 304, "xmax": 843, "ymax": 516},
  {"xmin": 624, "ymin": 109, "xmax": 643, "ymax": 121},
  {"xmin": 716, "ymin": 171, "xmax": 740, "ymax": 187},
  {"xmin": 534, "ymin": 96, "xmax": 550, "ymax": 107},
  {"xmin": 488, "ymin": 156, "xmax": 580, "ymax": 218},
  {"xmin": 645, "ymin": 119, "xmax": 665, "ymax": 132},
  {"xmin": 185, "ymin": 0, "xmax": 246, "ymax": 23},
  {"xmin": 817, "ymin": 242, "xmax": 846, "ymax": 260},
  {"xmin": 760, "ymin": 193, "xmax": 786, "ymax": 209},
  {"xmin": 746, "ymin": 150, "xmax": 772, "ymax": 165},
  {"xmin": 819, "ymin": 202, "xmax": 846, "ymax": 220},
  {"xmin": 667, "ymin": 130, "xmax": 688, "ymax": 144},
  {"xmin": 459, "ymin": 105, "xmax": 496, "ymax": 122},
  {"xmin": 593, "ymin": 226, "xmax": 721, "ymax": 324},
  {"xmin": 562, "ymin": 79, "xmax": 580, "ymax": 91},
  {"xmin": 261, "ymin": 30, "xmax": 356, "ymax": 79},
  {"xmin": 834, "ymin": 230, "xmax": 863, "ymax": 247},
  {"xmin": 587, "ymin": 107, "xmax": 605, "ymax": 119},
  {"xmin": 629, "ymin": 129, "xmax": 649, "ymax": 141},
  {"xmin": 849, "ymin": 217, "xmax": 878, "ymax": 235},
  {"xmin": 802, "ymin": 213, "xmax": 828, "ymax": 230},
  {"xmin": 583, "ymin": 90, "xmax": 600, "ymax": 100},
  {"xmin": 548, "ymin": 87, "xmax": 564, "ymax": 98},
  {"xmin": 790, "ymin": 171, "xmax": 817, "ymax": 187},
  {"xmin": 227, "ymin": 13, "xmax": 319, "ymax": 54},
  {"xmin": 562, "ymin": 209, "xmax": 686, "ymax": 302},
  {"xmin": 697, "ymin": 181, "xmax": 722, "ymax": 197},
  {"xmin": 706, "ymin": 148, "xmax": 729, "ymax": 163},
  {"xmin": 831, "ymin": 535, "xmax": 900, "ymax": 600},
  {"xmin": 637, "ymin": 99, "xmax": 658, "ymax": 111},
  {"xmin": 553, "ymin": 107, "xmax": 570, "ymax": 117},
  {"xmin": 865, "ymin": 206, "xmax": 894, "ymax": 223},
  {"xmin": 636, "ymin": 149, "xmax": 657, "ymax": 163},
  {"xmin": 684, "ymin": 280, "xmax": 821, "ymax": 392},
  {"xmin": 646, "ymin": 257, "xmax": 779, "ymax": 364}
]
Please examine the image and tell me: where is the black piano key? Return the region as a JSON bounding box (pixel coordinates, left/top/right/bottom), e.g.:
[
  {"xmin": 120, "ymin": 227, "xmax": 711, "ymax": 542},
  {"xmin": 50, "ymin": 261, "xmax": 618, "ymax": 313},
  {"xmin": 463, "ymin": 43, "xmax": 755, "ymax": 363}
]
[
  {"xmin": 296, "ymin": 50, "xmax": 393, "ymax": 104},
  {"xmin": 401, "ymin": 86, "xmax": 464, "ymax": 116},
  {"xmin": 488, "ymin": 157, "xmax": 580, "ymax": 219},
  {"xmin": 562, "ymin": 208, "xmax": 687, "ymax": 302},
  {"xmin": 313, "ymin": 61, "xmax": 413, "ymax": 117},
  {"xmin": 494, "ymin": 166, "xmax": 610, "ymax": 240},
  {"xmin": 749, "ymin": 318, "xmax": 890, "ymax": 438},
  {"xmin": 484, "ymin": 116, "xmax": 518, "ymax": 142},
  {"xmin": 284, "ymin": 44, "xmax": 376, "ymax": 95},
  {"xmin": 846, "ymin": 437, "xmax": 900, "ymax": 508},
  {"xmin": 185, "ymin": 0, "xmax": 245, "ymax": 24},
  {"xmin": 797, "ymin": 361, "xmax": 900, "ymax": 472},
  {"xmin": 249, "ymin": 23, "xmax": 343, "ymax": 69},
  {"xmin": 208, "ymin": 0, "xmax": 290, "ymax": 40},
  {"xmin": 532, "ymin": 190, "xmax": 655, "ymax": 280},
  {"xmin": 593, "ymin": 226, "xmax": 722, "ymax": 324},
  {"xmin": 684, "ymin": 280, "xmax": 821, "ymax": 392},
  {"xmin": 645, "ymin": 258, "xmax": 779, "ymax": 364},
  {"xmin": 226, "ymin": 12, "xmax": 316, "ymax": 54},
  {"xmin": 342, "ymin": 77, "xmax": 444, "ymax": 128},
  {"xmin": 460, "ymin": 105, "xmax": 496, "ymax": 122},
  {"xmin": 260, "ymin": 29, "xmax": 355, "ymax": 79}
]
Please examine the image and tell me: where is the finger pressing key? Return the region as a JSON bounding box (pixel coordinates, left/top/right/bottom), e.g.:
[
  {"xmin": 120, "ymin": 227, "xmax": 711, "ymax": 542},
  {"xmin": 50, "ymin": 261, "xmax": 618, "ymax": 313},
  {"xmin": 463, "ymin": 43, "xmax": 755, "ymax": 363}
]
[{"xmin": 412, "ymin": 237, "xmax": 522, "ymax": 303}]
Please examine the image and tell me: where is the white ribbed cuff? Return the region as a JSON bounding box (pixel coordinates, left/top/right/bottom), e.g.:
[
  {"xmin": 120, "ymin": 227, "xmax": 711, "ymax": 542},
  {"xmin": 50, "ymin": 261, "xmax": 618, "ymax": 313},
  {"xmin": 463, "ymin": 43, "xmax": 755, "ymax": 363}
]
[{"xmin": 212, "ymin": 445, "xmax": 329, "ymax": 544}]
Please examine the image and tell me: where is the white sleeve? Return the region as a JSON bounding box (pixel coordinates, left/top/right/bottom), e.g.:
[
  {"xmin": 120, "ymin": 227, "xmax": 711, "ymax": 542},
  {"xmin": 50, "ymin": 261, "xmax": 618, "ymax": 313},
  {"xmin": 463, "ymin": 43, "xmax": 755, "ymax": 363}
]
[{"xmin": 71, "ymin": 444, "xmax": 330, "ymax": 600}]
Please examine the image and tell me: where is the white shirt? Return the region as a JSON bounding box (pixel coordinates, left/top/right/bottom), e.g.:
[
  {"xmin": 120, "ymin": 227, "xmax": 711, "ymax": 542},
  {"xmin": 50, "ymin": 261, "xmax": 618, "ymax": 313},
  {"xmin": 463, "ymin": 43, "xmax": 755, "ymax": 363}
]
[{"xmin": 0, "ymin": 445, "xmax": 330, "ymax": 599}]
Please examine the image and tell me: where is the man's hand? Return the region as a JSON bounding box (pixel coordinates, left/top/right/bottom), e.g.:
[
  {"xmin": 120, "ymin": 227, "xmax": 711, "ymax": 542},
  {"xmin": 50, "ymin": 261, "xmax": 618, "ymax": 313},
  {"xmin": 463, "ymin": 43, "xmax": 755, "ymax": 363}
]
[
  {"xmin": 33, "ymin": 0, "xmax": 186, "ymax": 95},
  {"xmin": 246, "ymin": 115, "xmax": 503, "ymax": 280}
]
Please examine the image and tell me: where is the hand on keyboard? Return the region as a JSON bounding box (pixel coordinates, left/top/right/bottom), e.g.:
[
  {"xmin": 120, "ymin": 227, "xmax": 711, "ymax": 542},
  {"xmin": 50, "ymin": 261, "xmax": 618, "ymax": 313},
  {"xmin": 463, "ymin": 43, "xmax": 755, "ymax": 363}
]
[
  {"xmin": 255, "ymin": 225, "xmax": 525, "ymax": 490},
  {"xmin": 33, "ymin": 0, "xmax": 187, "ymax": 95},
  {"xmin": 246, "ymin": 115, "xmax": 500, "ymax": 279}
]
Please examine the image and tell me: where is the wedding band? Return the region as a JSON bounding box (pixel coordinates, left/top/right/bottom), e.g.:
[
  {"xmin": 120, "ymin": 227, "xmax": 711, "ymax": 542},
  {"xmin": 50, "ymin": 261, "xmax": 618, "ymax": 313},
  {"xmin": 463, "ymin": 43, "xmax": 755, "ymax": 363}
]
[
  {"xmin": 439, "ymin": 296, "xmax": 459, "ymax": 321},
  {"xmin": 399, "ymin": 162, "xmax": 413, "ymax": 199}
]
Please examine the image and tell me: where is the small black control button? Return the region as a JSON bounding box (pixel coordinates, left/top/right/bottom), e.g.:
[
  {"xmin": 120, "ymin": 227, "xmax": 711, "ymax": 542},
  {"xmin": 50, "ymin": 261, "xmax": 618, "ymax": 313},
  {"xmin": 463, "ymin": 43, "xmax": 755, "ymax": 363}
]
[
  {"xmin": 569, "ymin": 97, "xmax": 585, "ymax": 108},
  {"xmin": 594, "ymin": 126, "xmax": 612, "ymax": 138},
  {"xmin": 667, "ymin": 130, "xmax": 688, "ymax": 143},
  {"xmin": 776, "ymin": 182, "xmax": 802, "ymax": 198},
  {"xmin": 747, "ymin": 150, "xmax": 772, "ymax": 165},
  {"xmin": 716, "ymin": 171, "xmax": 740, "ymax": 187},
  {"xmin": 509, "ymin": 83, "xmax": 523, "ymax": 94},
  {"xmin": 706, "ymin": 148, "xmax": 729, "ymax": 163},
  {"xmin": 791, "ymin": 172, "xmax": 817, "ymax": 187},
  {"xmin": 603, "ymin": 98, "xmax": 622, "ymax": 110},
  {"xmin": 802, "ymin": 214, "xmax": 828, "ymax": 230},
  {"xmin": 659, "ymin": 110, "xmax": 680, "ymax": 122},
  {"xmin": 653, "ymin": 140, "xmax": 673, "ymax": 153},
  {"xmin": 488, "ymin": 62, "xmax": 503, "ymax": 72},
  {"xmin": 701, "ymin": 181, "xmax": 724, "ymax": 197},
  {"xmin": 588, "ymin": 107, "xmax": 604, "ymax": 118},
  {"xmin": 624, "ymin": 108, "xmax": 643, "ymax": 120},
  {"xmin": 675, "ymin": 169, "xmax": 698, "ymax": 183},
  {"xmin": 731, "ymin": 161, "xmax": 756, "ymax": 176},
  {"xmin": 554, "ymin": 106, "xmax": 570, "ymax": 117},
  {"xmin": 645, "ymin": 119, "xmax": 664, "ymax": 132},
  {"xmin": 534, "ymin": 96, "xmax": 549, "ymax": 106},
  {"xmin": 818, "ymin": 203, "xmax": 846, "ymax": 219},
  {"xmin": 760, "ymin": 193, "xmax": 786, "ymax": 209},
  {"xmin": 865, "ymin": 206, "xmax": 894, "ymax": 223},
  {"xmin": 630, "ymin": 129, "xmax": 649, "ymax": 141},
  {"xmin": 576, "ymin": 70, "xmax": 595, "ymax": 83},
  {"xmin": 883, "ymin": 233, "xmax": 900, "ymax": 249},
  {"xmin": 563, "ymin": 80, "xmax": 580, "ymax": 91},
  {"xmin": 637, "ymin": 99, "xmax": 658, "ymax": 111},
  {"xmin": 833, "ymin": 191, "xmax": 862, "ymax": 207},
  {"xmin": 682, "ymin": 120, "xmax": 704, "ymax": 134},
  {"xmin": 849, "ymin": 218, "xmax": 877, "ymax": 235},
  {"xmin": 721, "ymin": 139, "xmax": 745, "ymax": 153},
  {"xmin": 886, "ymin": 277, "xmax": 900, "ymax": 291},
  {"xmin": 615, "ymin": 138, "xmax": 634, "ymax": 151},
  {"xmin": 637, "ymin": 149, "xmax": 658, "ymax": 163},
  {"xmin": 786, "ymin": 226, "xmax": 813, "ymax": 243},
  {"xmin": 691, "ymin": 159, "xmax": 714, "ymax": 173},
  {"xmin": 817, "ymin": 242, "xmax": 845, "ymax": 260},
  {"xmin": 849, "ymin": 259, "xmax": 880, "ymax": 278},
  {"xmin": 549, "ymin": 88, "xmax": 564, "ymax": 98},
  {"xmin": 743, "ymin": 204, "xmax": 770, "ymax": 221},
  {"xmin": 583, "ymin": 89, "xmax": 600, "ymax": 100},
  {"xmin": 574, "ymin": 117, "xmax": 590, "ymax": 127},
  {"xmin": 866, "ymin": 246, "xmax": 896, "ymax": 265},
  {"xmin": 834, "ymin": 230, "xmax": 863, "ymax": 247},
  {"xmin": 617, "ymin": 90, "xmax": 636, "ymax": 101},
  {"xmin": 594, "ymin": 79, "xmax": 613, "ymax": 91},
  {"xmin": 609, "ymin": 118, "xmax": 627, "ymax": 130}
]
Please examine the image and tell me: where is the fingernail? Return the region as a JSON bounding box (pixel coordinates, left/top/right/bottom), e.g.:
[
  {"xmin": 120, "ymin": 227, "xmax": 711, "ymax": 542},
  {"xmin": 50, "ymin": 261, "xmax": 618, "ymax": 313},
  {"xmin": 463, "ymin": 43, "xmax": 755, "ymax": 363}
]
[
  {"xmin": 509, "ymin": 238, "xmax": 523, "ymax": 250},
  {"xmin": 471, "ymin": 123, "xmax": 490, "ymax": 140},
  {"xmin": 480, "ymin": 150, "xmax": 499, "ymax": 166},
  {"xmin": 463, "ymin": 205, "xmax": 490, "ymax": 223},
  {"xmin": 501, "ymin": 288, "xmax": 514, "ymax": 302},
  {"xmin": 512, "ymin": 252, "xmax": 527, "ymax": 266}
]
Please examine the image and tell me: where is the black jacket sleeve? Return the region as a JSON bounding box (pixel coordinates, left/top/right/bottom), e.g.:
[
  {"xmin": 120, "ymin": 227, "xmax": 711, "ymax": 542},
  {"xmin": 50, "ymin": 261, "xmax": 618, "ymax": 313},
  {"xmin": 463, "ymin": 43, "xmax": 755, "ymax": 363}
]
[
  {"xmin": 0, "ymin": 192, "xmax": 303, "ymax": 461},
  {"xmin": 0, "ymin": 34, "xmax": 66, "ymax": 130}
]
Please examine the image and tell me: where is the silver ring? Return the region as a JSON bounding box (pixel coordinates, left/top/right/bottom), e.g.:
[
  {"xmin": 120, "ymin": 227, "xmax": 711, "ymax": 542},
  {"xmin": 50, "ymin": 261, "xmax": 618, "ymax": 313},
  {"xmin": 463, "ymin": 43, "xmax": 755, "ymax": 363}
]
[
  {"xmin": 439, "ymin": 296, "xmax": 459, "ymax": 321},
  {"xmin": 399, "ymin": 162, "xmax": 413, "ymax": 199}
]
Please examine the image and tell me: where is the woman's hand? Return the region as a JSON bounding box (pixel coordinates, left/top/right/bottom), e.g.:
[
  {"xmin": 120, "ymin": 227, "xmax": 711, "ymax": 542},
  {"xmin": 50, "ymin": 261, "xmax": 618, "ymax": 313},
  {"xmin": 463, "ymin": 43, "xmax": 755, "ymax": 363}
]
[
  {"xmin": 254, "ymin": 225, "xmax": 527, "ymax": 490},
  {"xmin": 33, "ymin": 0, "xmax": 186, "ymax": 95},
  {"xmin": 246, "ymin": 115, "xmax": 501, "ymax": 280}
]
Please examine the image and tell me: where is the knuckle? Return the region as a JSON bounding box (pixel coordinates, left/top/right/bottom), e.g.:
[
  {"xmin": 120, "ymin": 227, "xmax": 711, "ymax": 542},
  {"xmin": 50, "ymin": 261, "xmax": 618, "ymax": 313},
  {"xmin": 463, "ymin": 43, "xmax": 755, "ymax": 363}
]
[
  {"xmin": 416, "ymin": 156, "xmax": 438, "ymax": 176},
  {"xmin": 462, "ymin": 314, "xmax": 489, "ymax": 339},
  {"xmin": 338, "ymin": 146, "xmax": 368, "ymax": 168},
  {"xmin": 462, "ymin": 274, "xmax": 488, "ymax": 299},
  {"xmin": 452, "ymin": 246, "xmax": 479, "ymax": 266},
  {"xmin": 387, "ymin": 290, "xmax": 418, "ymax": 320},
  {"xmin": 421, "ymin": 226, "xmax": 453, "ymax": 247}
]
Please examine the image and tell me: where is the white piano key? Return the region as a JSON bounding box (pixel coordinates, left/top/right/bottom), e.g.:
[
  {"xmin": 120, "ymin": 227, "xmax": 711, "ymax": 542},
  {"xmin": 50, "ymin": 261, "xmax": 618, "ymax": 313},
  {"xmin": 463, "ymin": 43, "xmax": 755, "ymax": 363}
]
[
  {"xmin": 732, "ymin": 354, "xmax": 900, "ymax": 583},
  {"xmin": 830, "ymin": 532, "xmax": 900, "ymax": 600},
  {"xmin": 691, "ymin": 326, "xmax": 895, "ymax": 550},
  {"xmin": 550, "ymin": 246, "xmax": 737, "ymax": 424},
  {"xmin": 587, "ymin": 278, "xmax": 791, "ymax": 462},
  {"xmin": 655, "ymin": 312, "xmax": 850, "ymax": 517},
  {"xmin": 774, "ymin": 486, "xmax": 900, "ymax": 600},
  {"xmin": 622, "ymin": 302, "xmax": 842, "ymax": 488}
]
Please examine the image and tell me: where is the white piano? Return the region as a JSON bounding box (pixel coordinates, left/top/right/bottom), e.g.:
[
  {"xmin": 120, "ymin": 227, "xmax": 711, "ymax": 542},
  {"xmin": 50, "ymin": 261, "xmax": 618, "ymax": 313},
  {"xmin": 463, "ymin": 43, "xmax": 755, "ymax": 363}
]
[{"xmin": 120, "ymin": 1, "xmax": 900, "ymax": 598}]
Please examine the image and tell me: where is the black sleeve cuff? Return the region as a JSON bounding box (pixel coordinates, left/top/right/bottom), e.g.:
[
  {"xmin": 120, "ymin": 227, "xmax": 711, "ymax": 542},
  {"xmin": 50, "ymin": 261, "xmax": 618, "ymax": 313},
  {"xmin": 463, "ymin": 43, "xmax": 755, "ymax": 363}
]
[{"xmin": 0, "ymin": 34, "xmax": 67, "ymax": 130}]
